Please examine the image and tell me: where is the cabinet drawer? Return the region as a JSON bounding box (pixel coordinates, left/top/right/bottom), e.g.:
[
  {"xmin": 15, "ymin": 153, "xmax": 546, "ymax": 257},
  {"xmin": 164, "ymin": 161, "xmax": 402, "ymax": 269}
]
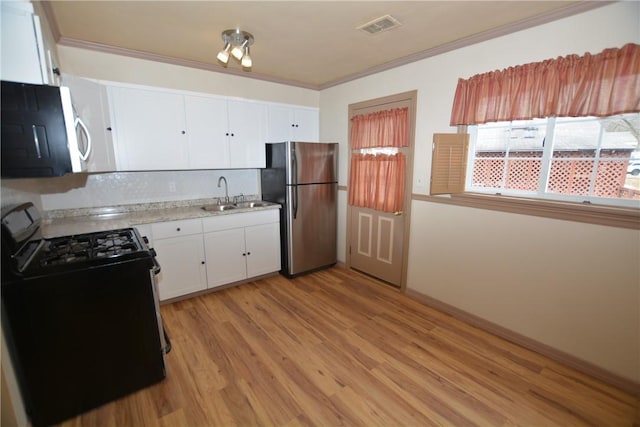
[
  {"xmin": 202, "ymin": 209, "xmax": 279, "ymax": 233},
  {"xmin": 152, "ymin": 218, "xmax": 202, "ymax": 239}
]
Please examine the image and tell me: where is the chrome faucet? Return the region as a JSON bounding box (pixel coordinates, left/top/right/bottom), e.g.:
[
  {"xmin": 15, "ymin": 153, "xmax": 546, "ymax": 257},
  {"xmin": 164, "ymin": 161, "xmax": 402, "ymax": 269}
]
[{"xmin": 217, "ymin": 176, "xmax": 229, "ymax": 203}]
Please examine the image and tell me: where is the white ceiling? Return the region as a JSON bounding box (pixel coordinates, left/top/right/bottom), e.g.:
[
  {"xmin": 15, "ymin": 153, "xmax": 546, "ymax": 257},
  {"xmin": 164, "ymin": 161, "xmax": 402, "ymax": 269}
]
[{"xmin": 41, "ymin": 1, "xmax": 607, "ymax": 90}]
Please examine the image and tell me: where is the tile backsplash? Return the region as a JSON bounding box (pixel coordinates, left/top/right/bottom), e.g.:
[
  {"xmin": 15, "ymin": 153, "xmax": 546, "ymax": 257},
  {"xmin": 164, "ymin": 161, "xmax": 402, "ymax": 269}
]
[{"xmin": 2, "ymin": 169, "xmax": 260, "ymax": 212}]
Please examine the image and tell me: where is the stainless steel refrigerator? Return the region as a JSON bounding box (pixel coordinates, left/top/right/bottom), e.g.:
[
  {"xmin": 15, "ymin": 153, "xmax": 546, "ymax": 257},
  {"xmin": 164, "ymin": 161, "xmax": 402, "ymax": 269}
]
[{"xmin": 261, "ymin": 141, "xmax": 338, "ymax": 277}]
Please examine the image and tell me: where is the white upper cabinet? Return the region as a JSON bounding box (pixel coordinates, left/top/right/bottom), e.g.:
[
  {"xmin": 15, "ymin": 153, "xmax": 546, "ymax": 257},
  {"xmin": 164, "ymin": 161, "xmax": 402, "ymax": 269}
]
[
  {"xmin": 227, "ymin": 100, "xmax": 267, "ymax": 168},
  {"xmin": 1, "ymin": 2, "xmax": 50, "ymax": 85},
  {"xmin": 267, "ymin": 104, "xmax": 319, "ymax": 142},
  {"xmin": 108, "ymin": 86, "xmax": 189, "ymax": 171},
  {"xmin": 62, "ymin": 75, "xmax": 116, "ymax": 172},
  {"xmin": 184, "ymin": 95, "xmax": 230, "ymax": 169},
  {"xmin": 107, "ymin": 84, "xmax": 268, "ymax": 171},
  {"xmin": 184, "ymin": 96, "xmax": 267, "ymax": 169}
]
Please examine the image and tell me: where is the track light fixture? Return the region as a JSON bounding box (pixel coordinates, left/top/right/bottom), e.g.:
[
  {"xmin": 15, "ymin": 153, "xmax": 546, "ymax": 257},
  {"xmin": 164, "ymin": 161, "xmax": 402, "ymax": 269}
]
[{"xmin": 217, "ymin": 29, "xmax": 254, "ymax": 69}]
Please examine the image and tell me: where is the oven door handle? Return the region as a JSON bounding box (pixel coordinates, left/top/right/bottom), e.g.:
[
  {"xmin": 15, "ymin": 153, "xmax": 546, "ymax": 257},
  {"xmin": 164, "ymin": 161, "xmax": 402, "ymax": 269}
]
[{"xmin": 151, "ymin": 255, "xmax": 161, "ymax": 275}]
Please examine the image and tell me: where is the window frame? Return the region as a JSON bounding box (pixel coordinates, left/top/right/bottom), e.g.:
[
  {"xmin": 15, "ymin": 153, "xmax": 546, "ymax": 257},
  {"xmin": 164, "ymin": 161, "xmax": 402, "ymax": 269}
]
[
  {"xmin": 423, "ymin": 127, "xmax": 639, "ymax": 231},
  {"xmin": 465, "ymin": 114, "xmax": 640, "ymax": 210}
]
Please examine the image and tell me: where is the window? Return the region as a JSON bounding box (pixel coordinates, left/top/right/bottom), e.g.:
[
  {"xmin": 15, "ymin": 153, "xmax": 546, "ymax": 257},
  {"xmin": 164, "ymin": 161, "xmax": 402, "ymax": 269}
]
[{"xmin": 466, "ymin": 113, "xmax": 640, "ymax": 208}]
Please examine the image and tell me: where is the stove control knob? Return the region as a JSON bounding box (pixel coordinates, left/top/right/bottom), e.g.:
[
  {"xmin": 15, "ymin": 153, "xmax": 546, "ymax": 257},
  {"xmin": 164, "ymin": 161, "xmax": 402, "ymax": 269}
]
[{"xmin": 142, "ymin": 236, "xmax": 149, "ymax": 244}]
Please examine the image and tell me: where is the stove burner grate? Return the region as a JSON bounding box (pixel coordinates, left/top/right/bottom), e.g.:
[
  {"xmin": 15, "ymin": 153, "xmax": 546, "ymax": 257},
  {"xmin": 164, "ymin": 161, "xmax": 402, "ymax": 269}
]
[{"xmin": 38, "ymin": 229, "xmax": 145, "ymax": 266}]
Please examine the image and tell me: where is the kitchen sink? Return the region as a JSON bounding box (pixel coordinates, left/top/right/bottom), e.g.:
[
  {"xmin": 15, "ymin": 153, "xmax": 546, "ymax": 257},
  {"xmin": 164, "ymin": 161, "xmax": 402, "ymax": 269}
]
[
  {"xmin": 201, "ymin": 201, "xmax": 273, "ymax": 212},
  {"xmin": 235, "ymin": 201, "xmax": 271, "ymax": 208},
  {"xmin": 202, "ymin": 203, "xmax": 238, "ymax": 212}
]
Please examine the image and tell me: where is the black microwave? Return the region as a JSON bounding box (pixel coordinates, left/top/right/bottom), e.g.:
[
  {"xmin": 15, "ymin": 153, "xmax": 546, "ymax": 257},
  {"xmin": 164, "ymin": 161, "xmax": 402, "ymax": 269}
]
[{"xmin": 1, "ymin": 80, "xmax": 90, "ymax": 178}]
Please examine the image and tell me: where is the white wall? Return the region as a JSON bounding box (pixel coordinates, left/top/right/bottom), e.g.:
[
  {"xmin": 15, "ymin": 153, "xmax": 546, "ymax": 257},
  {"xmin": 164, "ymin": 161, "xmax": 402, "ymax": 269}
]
[{"xmin": 320, "ymin": 1, "xmax": 640, "ymax": 383}]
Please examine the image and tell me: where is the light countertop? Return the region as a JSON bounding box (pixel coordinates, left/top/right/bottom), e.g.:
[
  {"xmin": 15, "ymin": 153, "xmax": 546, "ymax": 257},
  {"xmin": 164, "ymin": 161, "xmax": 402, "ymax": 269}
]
[{"xmin": 42, "ymin": 198, "xmax": 281, "ymax": 238}]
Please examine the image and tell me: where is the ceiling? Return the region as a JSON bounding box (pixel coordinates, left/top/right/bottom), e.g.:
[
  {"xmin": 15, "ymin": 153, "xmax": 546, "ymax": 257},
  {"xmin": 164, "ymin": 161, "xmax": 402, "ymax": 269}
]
[{"xmin": 41, "ymin": 1, "xmax": 607, "ymax": 90}]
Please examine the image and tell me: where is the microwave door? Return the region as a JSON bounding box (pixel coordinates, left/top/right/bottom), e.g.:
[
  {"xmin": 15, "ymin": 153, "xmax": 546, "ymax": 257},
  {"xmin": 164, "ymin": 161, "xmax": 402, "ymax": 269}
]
[{"xmin": 60, "ymin": 86, "xmax": 90, "ymax": 172}]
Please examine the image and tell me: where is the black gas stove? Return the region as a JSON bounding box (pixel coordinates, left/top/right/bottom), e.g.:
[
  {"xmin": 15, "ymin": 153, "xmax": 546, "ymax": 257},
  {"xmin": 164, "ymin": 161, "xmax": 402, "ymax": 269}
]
[
  {"xmin": 2, "ymin": 202, "xmax": 153, "ymax": 278},
  {"xmin": 1, "ymin": 203, "xmax": 169, "ymax": 427},
  {"xmin": 21, "ymin": 228, "xmax": 153, "ymax": 276}
]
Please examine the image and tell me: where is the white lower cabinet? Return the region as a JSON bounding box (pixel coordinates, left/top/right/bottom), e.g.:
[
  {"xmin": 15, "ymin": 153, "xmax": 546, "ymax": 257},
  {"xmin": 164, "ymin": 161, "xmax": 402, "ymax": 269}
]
[
  {"xmin": 151, "ymin": 219, "xmax": 207, "ymax": 300},
  {"xmin": 203, "ymin": 228, "xmax": 247, "ymax": 287},
  {"xmin": 244, "ymin": 223, "xmax": 281, "ymax": 278},
  {"xmin": 203, "ymin": 210, "xmax": 281, "ymax": 289},
  {"xmin": 149, "ymin": 210, "xmax": 280, "ymax": 301}
]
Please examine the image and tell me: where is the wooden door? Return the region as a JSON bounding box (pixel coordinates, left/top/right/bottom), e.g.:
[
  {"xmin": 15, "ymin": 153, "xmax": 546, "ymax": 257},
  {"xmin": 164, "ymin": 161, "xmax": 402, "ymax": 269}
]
[{"xmin": 347, "ymin": 92, "xmax": 416, "ymax": 288}]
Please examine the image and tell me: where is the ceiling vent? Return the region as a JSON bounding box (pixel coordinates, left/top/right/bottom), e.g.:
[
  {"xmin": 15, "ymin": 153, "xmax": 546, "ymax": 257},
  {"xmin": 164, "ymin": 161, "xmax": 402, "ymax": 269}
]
[{"xmin": 357, "ymin": 15, "xmax": 402, "ymax": 35}]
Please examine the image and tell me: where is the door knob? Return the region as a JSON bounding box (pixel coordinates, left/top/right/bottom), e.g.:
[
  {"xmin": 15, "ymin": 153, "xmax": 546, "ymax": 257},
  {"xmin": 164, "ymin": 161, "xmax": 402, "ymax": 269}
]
[{"xmin": 393, "ymin": 211, "xmax": 403, "ymax": 216}]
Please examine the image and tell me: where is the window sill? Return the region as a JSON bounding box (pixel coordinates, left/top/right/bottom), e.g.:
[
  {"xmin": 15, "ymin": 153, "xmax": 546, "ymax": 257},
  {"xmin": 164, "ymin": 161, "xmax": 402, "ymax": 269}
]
[{"xmin": 413, "ymin": 192, "xmax": 640, "ymax": 230}]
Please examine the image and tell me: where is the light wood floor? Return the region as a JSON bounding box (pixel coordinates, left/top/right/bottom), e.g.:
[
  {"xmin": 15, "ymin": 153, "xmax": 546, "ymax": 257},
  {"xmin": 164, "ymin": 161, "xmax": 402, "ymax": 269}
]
[{"xmin": 60, "ymin": 267, "xmax": 638, "ymax": 426}]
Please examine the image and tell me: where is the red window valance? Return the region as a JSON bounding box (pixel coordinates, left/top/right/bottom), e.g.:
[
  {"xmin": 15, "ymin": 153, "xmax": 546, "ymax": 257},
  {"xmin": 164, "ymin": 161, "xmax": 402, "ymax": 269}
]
[
  {"xmin": 450, "ymin": 43, "xmax": 640, "ymax": 125},
  {"xmin": 350, "ymin": 107, "xmax": 409, "ymax": 149}
]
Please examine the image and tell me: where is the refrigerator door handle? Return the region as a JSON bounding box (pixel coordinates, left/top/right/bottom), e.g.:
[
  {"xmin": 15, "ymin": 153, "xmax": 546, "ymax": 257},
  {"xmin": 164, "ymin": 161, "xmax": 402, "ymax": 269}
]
[{"xmin": 292, "ymin": 145, "xmax": 298, "ymax": 219}]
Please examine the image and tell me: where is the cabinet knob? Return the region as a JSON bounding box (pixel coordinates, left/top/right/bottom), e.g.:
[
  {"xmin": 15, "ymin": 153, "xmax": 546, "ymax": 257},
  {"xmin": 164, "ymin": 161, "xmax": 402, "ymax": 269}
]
[
  {"xmin": 242, "ymin": 253, "xmax": 246, "ymax": 256},
  {"xmin": 201, "ymin": 261, "xmax": 205, "ymax": 265},
  {"xmin": 176, "ymin": 227, "xmax": 181, "ymax": 232},
  {"xmin": 231, "ymin": 133, "xmax": 235, "ymax": 137},
  {"xmin": 181, "ymin": 130, "xmax": 186, "ymax": 134},
  {"xmin": 247, "ymin": 252, "xmax": 251, "ymax": 256},
  {"xmin": 106, "ymin": 127, "xmax": 112, "ymax": 131}
]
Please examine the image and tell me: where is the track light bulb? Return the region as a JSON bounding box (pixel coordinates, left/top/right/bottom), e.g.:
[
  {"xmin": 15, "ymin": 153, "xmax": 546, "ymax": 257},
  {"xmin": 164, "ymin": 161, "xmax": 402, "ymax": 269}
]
[
  {"xmin": 241, "ymin": 47, "xmax": 252, "ymax": 68},
  {"xmin": 231, "ymin": 39, "xmax": 249, "ymax": 60},
  {"xmin": 217, "ymin": 43, "xmax": 231, "ymax": 64}
]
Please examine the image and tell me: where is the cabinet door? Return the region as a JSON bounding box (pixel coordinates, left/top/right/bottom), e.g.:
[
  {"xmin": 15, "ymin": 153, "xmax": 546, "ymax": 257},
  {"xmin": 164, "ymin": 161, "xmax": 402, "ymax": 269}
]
[
  {"xmin": 154, "ymin": 234, "xmax": 207, "ymax": 300},
  {"xmin": 245, "ymin": 222, "xmax": 281, "ymax": 278},
  {"xmin": 1, "ymin": 3, "xmax": 47, "ymax": 85},
  {"xmin": 292, "ymin": 107, "xmax": 319, "ymax": 141},
  {"xmin": 204, "ymin": 228, "xmax": 247, "ymax": 288},
  {"xmin": 109, "ymin": 86, "xmax": 188, "ymax": 170},
  {"xmin": 63, "ymin": 75, "xmax": 115, "ymax": 172},
  {"xmin": 184, "ymin": 95, "xmax": 230, "ymax": 169},
  {"xmin": 267, "ymin": 104, "xmax": 292, "ymax": 143},
  {"xmin": 228, "ymin": 100, "xmax": 267, "ymax": 168},
  {"xmin": 267, "ymin": 104, "xmax": 319, "ymax": 143}
]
